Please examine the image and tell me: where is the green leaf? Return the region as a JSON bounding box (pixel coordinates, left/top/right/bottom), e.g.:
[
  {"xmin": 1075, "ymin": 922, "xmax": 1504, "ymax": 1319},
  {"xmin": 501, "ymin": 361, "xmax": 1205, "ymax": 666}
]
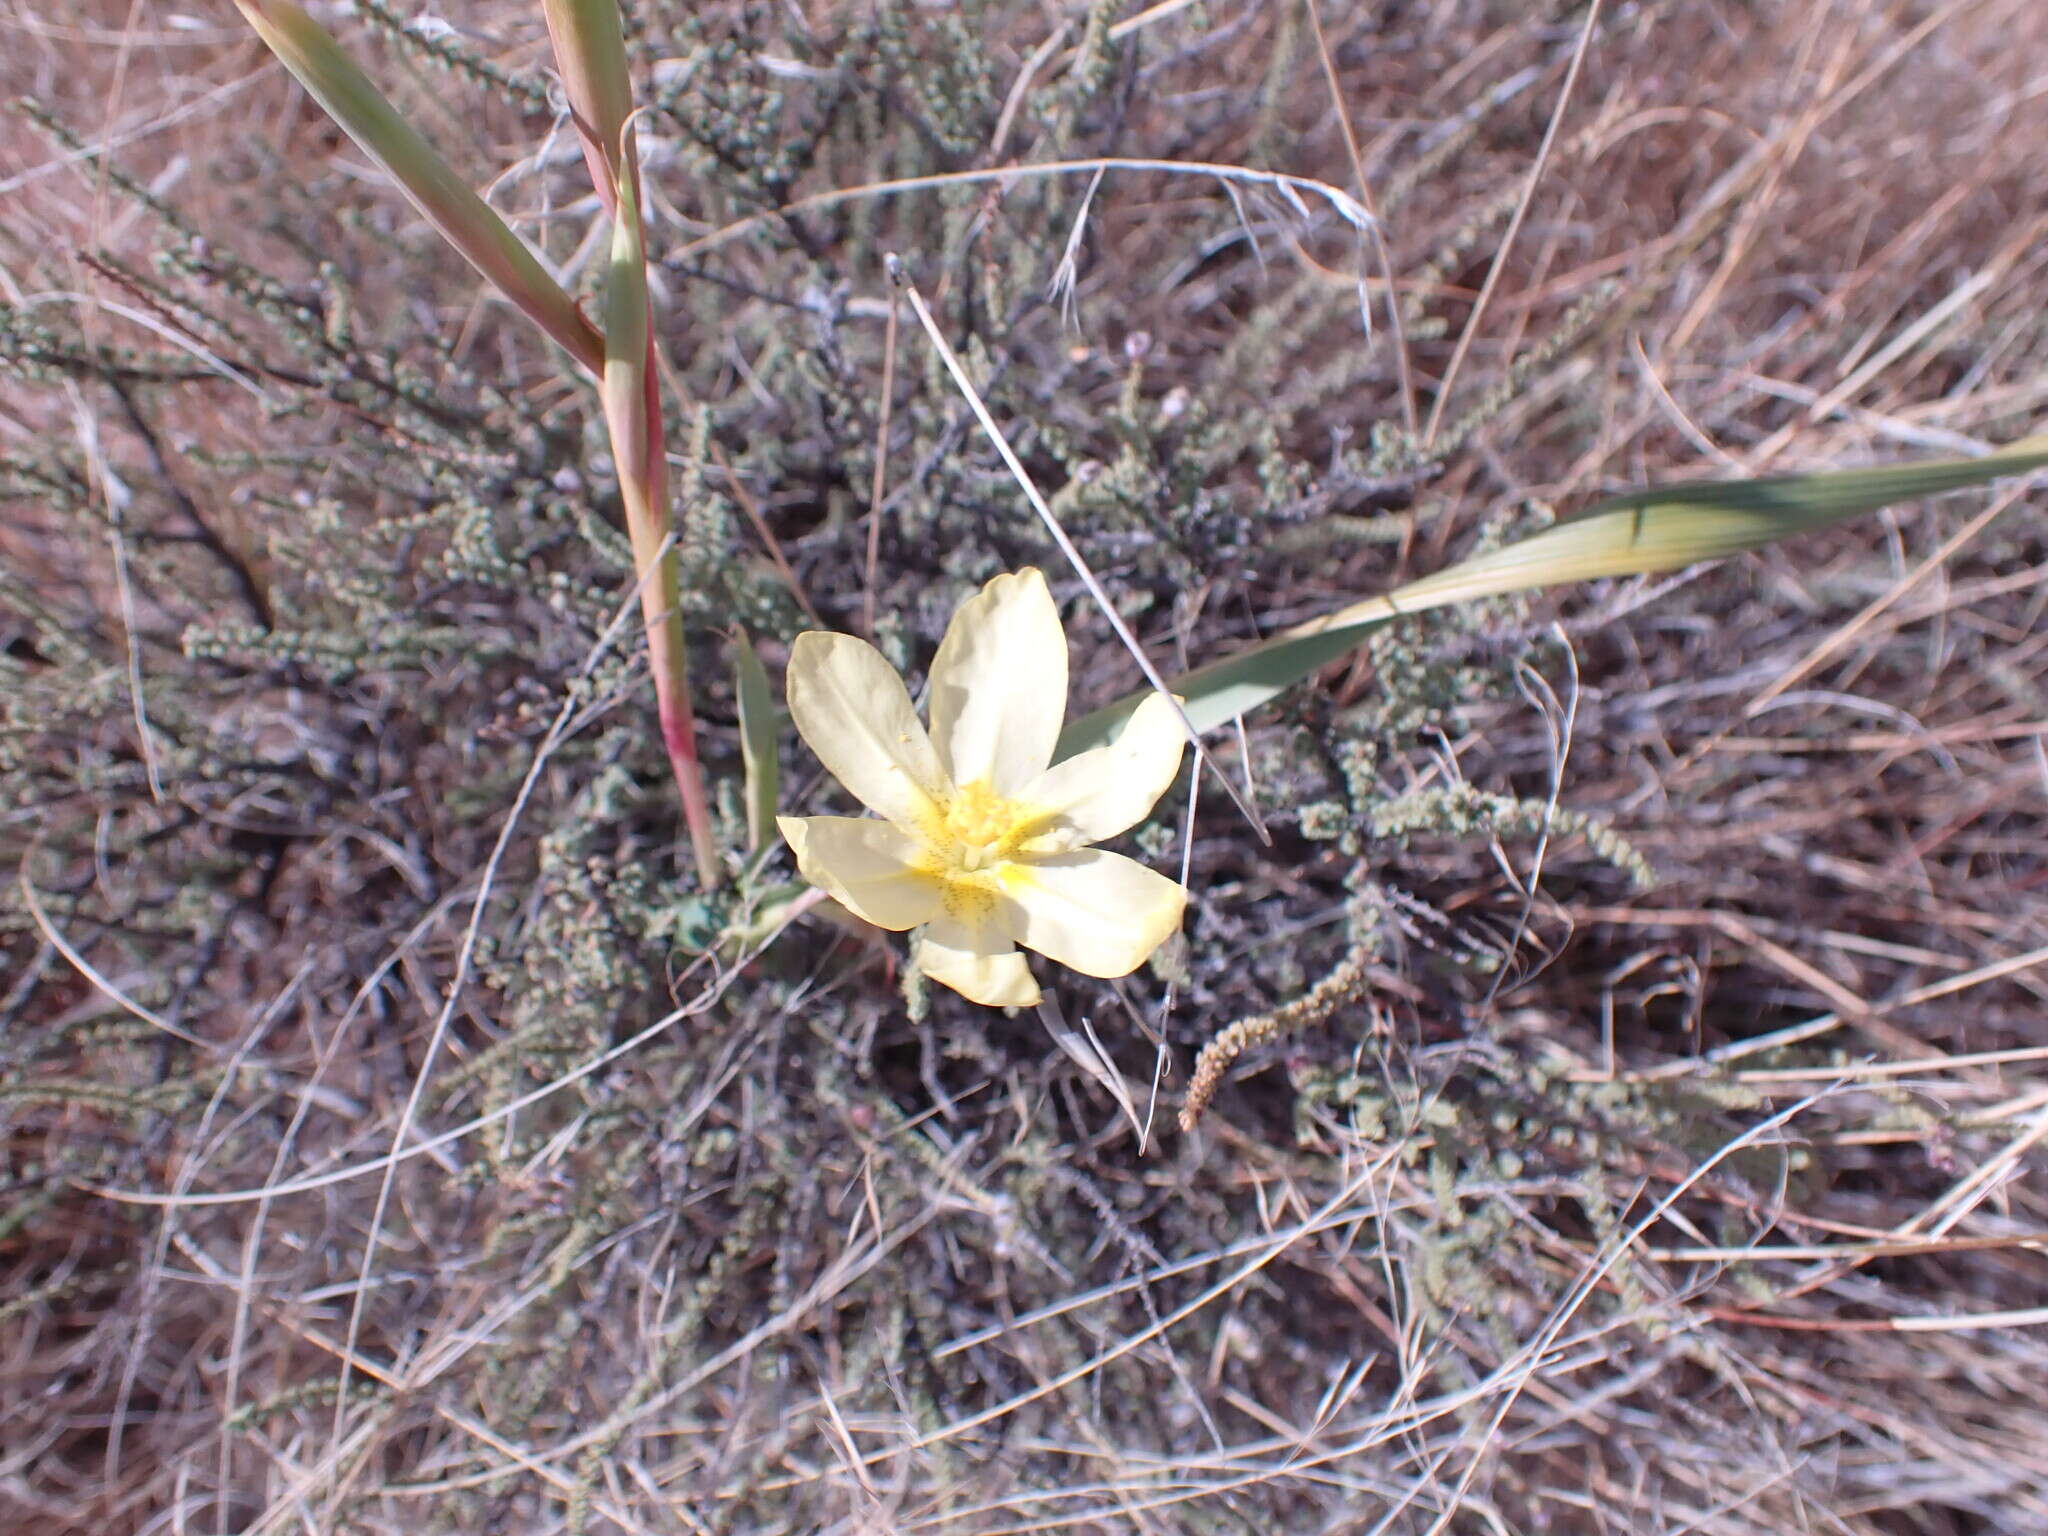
[
  {"xmin": 600, "ymin": 133, "xmax": 655, "ymax": 561},
  {"xmin": 732, "ymin": 629, "xmax": 779, "ymax": 854},
  {"xmin": 232, "ymin": 0, "xmax": 603, "ymax": 374},
  {"xmin": 539, "ymin": 0, "xmax": 635, "ymax": 204},
  {"xmin": 1058, "ymin": 434, "xmax": 2048, "ymax": 757}
]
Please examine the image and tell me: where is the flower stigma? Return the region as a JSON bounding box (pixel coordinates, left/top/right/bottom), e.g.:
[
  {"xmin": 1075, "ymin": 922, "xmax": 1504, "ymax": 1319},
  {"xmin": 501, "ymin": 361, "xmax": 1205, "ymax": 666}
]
[{"xmin": 927, "ymin": 779, "xmax": 1034, "ymax": 876}]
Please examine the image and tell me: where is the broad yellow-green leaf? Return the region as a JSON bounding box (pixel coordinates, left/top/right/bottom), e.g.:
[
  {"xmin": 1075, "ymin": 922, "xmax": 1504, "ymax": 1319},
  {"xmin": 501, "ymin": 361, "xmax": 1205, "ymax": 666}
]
[
  {"xmin": 232, "ymin": 0, "xmax": 603, "ymax": 374},
  {"xmin": 1058, "ymin": 435, "xmax": 2048, "ymax": 757}
]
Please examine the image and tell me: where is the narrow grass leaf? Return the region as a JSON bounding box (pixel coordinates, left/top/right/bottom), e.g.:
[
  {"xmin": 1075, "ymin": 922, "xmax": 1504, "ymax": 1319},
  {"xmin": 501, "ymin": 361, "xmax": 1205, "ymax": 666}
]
[
  {"xmin": 732, "ymin": 628, "xmax": 779, "ymax": 853},
  {"xmin": 539, "ymin": 0, "xmax": 635, "ymax": 206},
  {"xmin": 232, "ymin": 0, "xmax": 603, "ymax": 374},
  {"xmin": 600, "ymin": 136, "xmax": 655, "ymax": 564},
  {"xmin": 1059, "ymin": 435, "xmax": 2048, "ymax": 755}
]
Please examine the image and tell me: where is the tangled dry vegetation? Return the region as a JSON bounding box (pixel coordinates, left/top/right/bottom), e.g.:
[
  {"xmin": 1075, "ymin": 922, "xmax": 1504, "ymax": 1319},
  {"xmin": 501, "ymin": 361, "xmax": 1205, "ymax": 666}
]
[{"xmin": 4, "ymin": 1, "xmax": 2047, "ymax": 1531}]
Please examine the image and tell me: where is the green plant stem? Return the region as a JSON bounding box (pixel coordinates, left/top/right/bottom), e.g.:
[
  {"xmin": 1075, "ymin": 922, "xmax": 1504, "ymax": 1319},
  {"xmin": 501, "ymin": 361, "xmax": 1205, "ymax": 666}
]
[
  {"xmin": 235, "ymin": 0, "xmax": 720, "ymax": 885},
  {"xmin": 601, "ymin": 137, "xmax": 721, "ymax": 889},
  {"xmin": 637, "ymin": 371, "xmax": 722, "ymax": 892},
  {"xmin": 546, "ymin": 0, "xmax": 719, "ymax": 889}
]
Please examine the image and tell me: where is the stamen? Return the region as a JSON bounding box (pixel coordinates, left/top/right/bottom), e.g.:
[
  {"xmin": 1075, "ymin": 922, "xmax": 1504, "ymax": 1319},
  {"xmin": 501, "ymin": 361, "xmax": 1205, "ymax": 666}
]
[{"xmin": 924, "ymin": 779, "xmax": 1038, "ymax": 886}]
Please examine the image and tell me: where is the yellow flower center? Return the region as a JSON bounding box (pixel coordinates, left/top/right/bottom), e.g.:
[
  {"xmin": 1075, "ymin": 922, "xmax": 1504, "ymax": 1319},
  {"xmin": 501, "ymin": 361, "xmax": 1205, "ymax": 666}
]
[
  {"xmin": 927, "ymin": 779, "xmax": 1035, "ymax": 876},
  {"xmin": 909, "ymin": 781, "xmax": 1074, "ymax": 922},
  {"xmin": 906, "ymin": 779, "xmax": 1061, "ymax": 922}
]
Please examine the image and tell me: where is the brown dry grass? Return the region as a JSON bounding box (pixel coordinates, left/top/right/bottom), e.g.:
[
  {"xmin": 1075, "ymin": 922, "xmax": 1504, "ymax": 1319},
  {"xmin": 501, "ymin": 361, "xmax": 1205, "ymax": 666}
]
[{"xmin": 3, "ymin": 1, "xmax": 2047, "ymax": 1533}]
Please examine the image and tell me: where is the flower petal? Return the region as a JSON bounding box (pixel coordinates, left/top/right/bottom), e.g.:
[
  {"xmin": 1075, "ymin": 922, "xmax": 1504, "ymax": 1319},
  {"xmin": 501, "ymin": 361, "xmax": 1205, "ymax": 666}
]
[
  {"xmin": 786, "ymin": 631, "xmax": 950, "ymax": 827},
  {"xmin": 1018, "ymin": 692, "xmax": 1186, "ymax": 848},
  {"xmin": 1004, "ymin": 850, "xmax": 1185, "ymax": 978},
  {"xmin": 927, "ymin": 568, "xmax": 1066, "ymax": 795},
  {"xmin": 917, "ymin": 911, "xmax": 1041, "ymax": 1008},
  {"xmin": 778, "ymin": 816, "xmax": 943, "ymax": 931}
]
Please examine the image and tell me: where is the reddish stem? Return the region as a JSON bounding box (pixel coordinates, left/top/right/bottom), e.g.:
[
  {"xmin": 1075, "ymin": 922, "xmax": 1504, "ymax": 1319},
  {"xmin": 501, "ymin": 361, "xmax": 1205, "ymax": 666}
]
[{"xmin": 633, "ymin": 329, "xmax": 721, "ymax": 891}]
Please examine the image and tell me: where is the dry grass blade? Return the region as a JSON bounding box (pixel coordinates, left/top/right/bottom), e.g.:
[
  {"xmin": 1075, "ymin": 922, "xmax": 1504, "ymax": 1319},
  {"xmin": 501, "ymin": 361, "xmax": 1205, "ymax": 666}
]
[{"xmin": 666, "ymin": 157, "xmax": 1372, "ymax": 264}]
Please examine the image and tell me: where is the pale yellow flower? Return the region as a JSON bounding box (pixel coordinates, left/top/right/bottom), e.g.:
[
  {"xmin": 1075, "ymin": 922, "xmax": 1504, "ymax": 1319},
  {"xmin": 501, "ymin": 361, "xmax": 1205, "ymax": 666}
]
[{"xmin": 778, "ymin": 568, "xmax": 1187, "ymax": 1007}]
